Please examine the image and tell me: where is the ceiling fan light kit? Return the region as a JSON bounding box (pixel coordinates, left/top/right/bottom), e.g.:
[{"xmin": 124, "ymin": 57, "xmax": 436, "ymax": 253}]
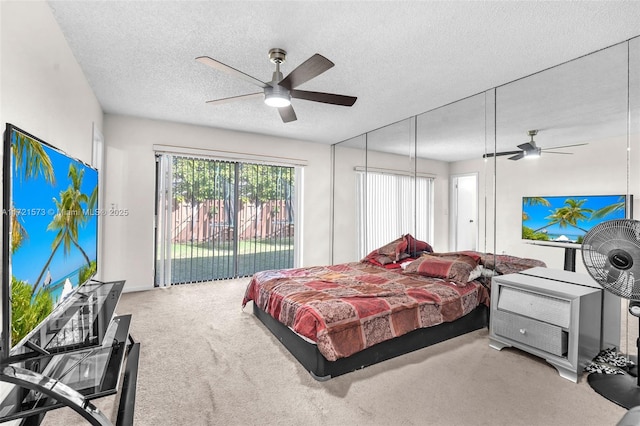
[
  {"xmin": 197, "ymin": 48, "xmax": 357, "ymax": 123},
  {"xmin": 264, "ymin": 86, "xmax": 291, "ymax": 108},
  {"xmin": 523, "ymin": 147, "xmax": 541, "ymax": 159},
  {"xmin": 264, "ymin": 48, "xmax": 291, "ymax": 107}
]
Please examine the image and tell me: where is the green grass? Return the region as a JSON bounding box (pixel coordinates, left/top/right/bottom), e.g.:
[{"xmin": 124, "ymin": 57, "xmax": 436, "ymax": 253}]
[
  {"xmin": 157, "ymin": 239, "xmax": 294, "ymax": 284},
  {"xmin": 170, "ymin": 238, "xmax": 293, "ymax": 259}
]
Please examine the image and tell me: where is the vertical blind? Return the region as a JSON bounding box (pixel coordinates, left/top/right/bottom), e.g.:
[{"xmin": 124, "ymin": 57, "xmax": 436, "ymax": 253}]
[
  {"xmin": 356, "ymin": 170, "xmax": 434, "ymax": 258},
  {"xmin": 155, "ymin": 154, "xmax": 295, "ymax": 285}
]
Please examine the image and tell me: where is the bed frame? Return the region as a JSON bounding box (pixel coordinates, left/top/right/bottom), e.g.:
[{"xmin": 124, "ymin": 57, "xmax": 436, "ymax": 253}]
[{"xmin": 252, "ymin": 302, "xmax": 489, "ymax": 380}]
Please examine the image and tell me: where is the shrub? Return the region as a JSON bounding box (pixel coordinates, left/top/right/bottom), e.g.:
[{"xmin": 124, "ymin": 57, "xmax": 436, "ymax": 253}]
[{"xmin": 11, "ymin": 277, "xmax": 53, "ymax": 345}]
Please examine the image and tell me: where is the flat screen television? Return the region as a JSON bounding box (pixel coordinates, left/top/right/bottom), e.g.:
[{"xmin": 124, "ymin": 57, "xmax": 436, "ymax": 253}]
[
  {"xmin": 522, "ymin": 194, "xmax": 633, "ymax": 246},
  {"xmin": 1, "ymin": 124, "xmax": 99, "ymax": 361}
]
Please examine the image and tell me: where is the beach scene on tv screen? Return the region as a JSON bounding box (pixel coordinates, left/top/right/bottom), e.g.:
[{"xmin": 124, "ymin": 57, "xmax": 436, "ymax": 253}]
[
  {"xmin": 9, "ymin": 129, "xmax": 98, "ymax": 344},
  {"xmin": 522, "ymin": 195, "xmax": 628, "ymax": 244}
]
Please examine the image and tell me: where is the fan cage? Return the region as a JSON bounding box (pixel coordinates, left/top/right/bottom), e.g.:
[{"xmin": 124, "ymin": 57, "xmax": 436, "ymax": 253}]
[{"xmin": 582, "ymin": 219, "xmax": 640, "ymax": 300}]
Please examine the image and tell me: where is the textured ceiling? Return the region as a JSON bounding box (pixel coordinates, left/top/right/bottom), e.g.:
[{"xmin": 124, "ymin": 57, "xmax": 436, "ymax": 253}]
[{"xmin": 47, "ymin": 1, "xmax": 640, "ymax": 161}]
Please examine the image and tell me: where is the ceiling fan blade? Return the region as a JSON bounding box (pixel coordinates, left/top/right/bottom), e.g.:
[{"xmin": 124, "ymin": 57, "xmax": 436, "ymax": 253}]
[
  {"xmin": 205, "ymin": 92, "xmax": 263, "ymax": 105},
  {"xmin": 541, "ymin": 143, "xmax": 588, "ymax": 150},
  {"xmin": 290, "ymin": 89, "xmax": 357, "ymax": 106},
  {"xmin": 517, "ymin": 142, "xmax": 536, "ymax": 151},
  {"xmin": 482, "ymin": 150, "xmax": 521, "ymax": 158},
  {"xmin": 196, "ymin": 56, "xmax": 269, "ymax": 89},
  {"xmin": 509, "ymin": 152, "xmax": 525, "ymax": 161},
  {"xmin": 543, "ymin": 151, "xmax": 574, "ymax": 155},
  {"xmin": 278, "ymin": 54, "xmax": 334, "ymax": 90},
  {"xmin": 278, "ymin": 105, "xmax": 297, "ymax": 123}
]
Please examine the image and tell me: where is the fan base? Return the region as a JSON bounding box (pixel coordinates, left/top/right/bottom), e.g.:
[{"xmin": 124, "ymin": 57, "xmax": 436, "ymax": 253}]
[
  {"xmin": 269, "ymin": 48, "xmax": 286, "ymax": 64},
  {"xmin": 588, "ymin": 372, "xmax": 640, "ymax": 409}
]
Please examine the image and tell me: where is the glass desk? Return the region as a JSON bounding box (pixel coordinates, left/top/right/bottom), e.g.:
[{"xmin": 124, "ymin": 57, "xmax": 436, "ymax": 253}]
[{"xmin": 0, "ymin": 281, "xmax": 139, "ymax": 426}]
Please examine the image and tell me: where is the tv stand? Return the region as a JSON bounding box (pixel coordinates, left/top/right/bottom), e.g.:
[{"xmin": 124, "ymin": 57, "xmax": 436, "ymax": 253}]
[
  {"xmin": 563, "ymin": 247, "xmax": 577, "ymax": 272},
  {"xmin": 526, "ymin": 241, "xmax": 580, "ymax": 272},
  {"xmin": 0, "ymin": 280, "xmax": 139, "ymax": 425}
]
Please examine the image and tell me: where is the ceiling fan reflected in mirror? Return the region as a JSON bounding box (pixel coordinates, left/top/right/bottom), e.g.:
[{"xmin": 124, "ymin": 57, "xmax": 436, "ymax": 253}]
[
  {"xmin": 196, "ymin": 48, "xmax": 357, "ymax": 123},
  {"xmin": 483, "ymin": 130, "xmax": 588, "ymax": 161}
]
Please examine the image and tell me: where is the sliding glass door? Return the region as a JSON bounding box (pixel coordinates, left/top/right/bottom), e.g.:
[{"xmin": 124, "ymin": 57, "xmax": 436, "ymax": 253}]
[{"xmin": 155, "ymin": 154, "xmax": 295, "ymax": 285}]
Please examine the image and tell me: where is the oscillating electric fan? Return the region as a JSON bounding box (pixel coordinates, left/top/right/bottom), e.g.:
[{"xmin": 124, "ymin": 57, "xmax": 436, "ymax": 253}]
[{"xmin": 582, "ymin": 219, "xmax": 640, "ymax": 409}]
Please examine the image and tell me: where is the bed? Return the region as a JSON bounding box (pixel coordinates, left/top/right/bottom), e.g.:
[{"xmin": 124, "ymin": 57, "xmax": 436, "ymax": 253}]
[{"xmin": 242, "ymin": 236, "xmax": 545, "ymax": 380}]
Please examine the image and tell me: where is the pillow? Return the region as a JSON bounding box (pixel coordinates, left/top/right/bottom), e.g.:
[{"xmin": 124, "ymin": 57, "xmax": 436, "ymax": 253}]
[
  {"xmin": 362, "ymin": 234, "xmax": 435, "ymax": 265},
  {"xmin": 403, "ymin": 253, "xmax": 480, "ymax": 285},
  {"xmin": 480, "ymin": 265, "xmax": 498, "ymax": 278},
  {"xmin": 362, "ymin": 236, "xmax": 408, "ymax": 264},
  {"xmin": 468, "ymin": 264, "xmax": 483, "ymax": 281},
  {"xmin": 477, "ymin": 253, "xmax": 546, "ymax": 275},
  {"xmin": 453, "ymin": 250, "xmax": 483, "ymax": 264},
  {"xmin": 370, "ymin": 252, "xmax": 410, "ymax": 266},
  {"xmin": 404, "ymin": 234, "xmax": 434, "ymax": 255},
  {"xmin": 376, "ymin": 236, "xmax": 409, "ymax": 261}
]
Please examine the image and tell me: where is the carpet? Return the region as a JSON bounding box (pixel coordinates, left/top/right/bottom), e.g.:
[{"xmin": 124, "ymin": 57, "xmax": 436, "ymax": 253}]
[{"xmin": 43, "ymin": 278, "xmax": 627, "ymax": 425}]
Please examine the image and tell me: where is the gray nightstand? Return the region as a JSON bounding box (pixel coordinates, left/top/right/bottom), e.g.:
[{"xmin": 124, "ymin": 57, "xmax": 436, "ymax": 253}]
[{"xmin": 489, "ymin": 270, "xmax": 602, "ymax": 382}]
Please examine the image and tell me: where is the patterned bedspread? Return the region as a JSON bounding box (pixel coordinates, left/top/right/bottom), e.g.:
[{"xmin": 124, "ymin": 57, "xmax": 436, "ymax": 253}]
[{"xmin": 242, "ymin": 261, "xmax": 490, "ymax": 361}]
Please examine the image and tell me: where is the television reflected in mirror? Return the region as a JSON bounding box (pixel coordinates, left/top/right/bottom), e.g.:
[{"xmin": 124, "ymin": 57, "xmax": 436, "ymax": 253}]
[
  {"xmin": 522, "ymin": 194, "xmax": 633, "ymax": 246},
  {"xmin": 2, "ymin": 124, "xmax": 99, "ymax": 360}
]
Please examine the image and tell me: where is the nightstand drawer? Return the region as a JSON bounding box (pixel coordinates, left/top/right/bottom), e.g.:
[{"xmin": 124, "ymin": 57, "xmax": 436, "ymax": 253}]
[
  {"xmin": 492, "ymin": 310, "xmax": 568, "ymax": 356},
  {"xmin": 497, "ymin": 286, "xmax": 570, "ymax": 328}
]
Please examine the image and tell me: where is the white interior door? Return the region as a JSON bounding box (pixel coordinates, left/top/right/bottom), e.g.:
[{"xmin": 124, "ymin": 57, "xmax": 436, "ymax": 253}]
[{"xmin": 451, "ymin": 174, "xmax": 478, "ymax": 251}]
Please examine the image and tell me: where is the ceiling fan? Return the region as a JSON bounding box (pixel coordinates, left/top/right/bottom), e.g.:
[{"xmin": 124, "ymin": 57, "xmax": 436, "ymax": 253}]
[
  {"xmin": 196, "ymin": 48, "xmax": 357, "ymax": 123},
  {"xmin": 483, "ymin": 130, "xmax": 588, "ymax": 161}
]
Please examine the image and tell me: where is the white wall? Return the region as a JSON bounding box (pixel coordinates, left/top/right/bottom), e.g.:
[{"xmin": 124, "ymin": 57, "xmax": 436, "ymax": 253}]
[
  {"xmin": 0, "ymin": 1, "xmax": 104, "ymax": 283},
  {"xmin": 331, "ymin": 144, "xmax": 365, "ymax": 263},
  {"xmin": 102, "ymin": 115, "xmax": 332, "ymax": 292},
  {"xmin": 0, "ymin": 1, "xmax": 103, "ymax": 161}
]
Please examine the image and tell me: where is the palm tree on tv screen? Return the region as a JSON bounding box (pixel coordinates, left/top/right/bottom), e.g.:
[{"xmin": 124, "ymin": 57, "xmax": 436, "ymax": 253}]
[
  {"xmin": 11, "ymin": 216, "xmax": 27, "ymax": 254},
  {"xmin": 524, "ymin": 197, "xmax": 551, "ymax": 207},
  {"xmin": 31, "ymin": 163, "xmax": 97, "ymax": 296},
  {"xmin": 10, "ymin": 131, "xmax": 56, "ymax": 344},
  {"xmin": 590, "ymin": 195, "xmax": 627, "ymax": 220},
  {"xmin": 12, "ymin": 132, "xmax": 55, "ymax": 183},
  {"xmin": 10, "ymin": 132, "xmax": 56, "ymax": 252},
  {"xmin": 534, "ymin": 198, "xmax": 594, "ymax": 234},
  {"xmin": 522, "ymin": 197, "xmax": 550, "ymax": 222}
]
